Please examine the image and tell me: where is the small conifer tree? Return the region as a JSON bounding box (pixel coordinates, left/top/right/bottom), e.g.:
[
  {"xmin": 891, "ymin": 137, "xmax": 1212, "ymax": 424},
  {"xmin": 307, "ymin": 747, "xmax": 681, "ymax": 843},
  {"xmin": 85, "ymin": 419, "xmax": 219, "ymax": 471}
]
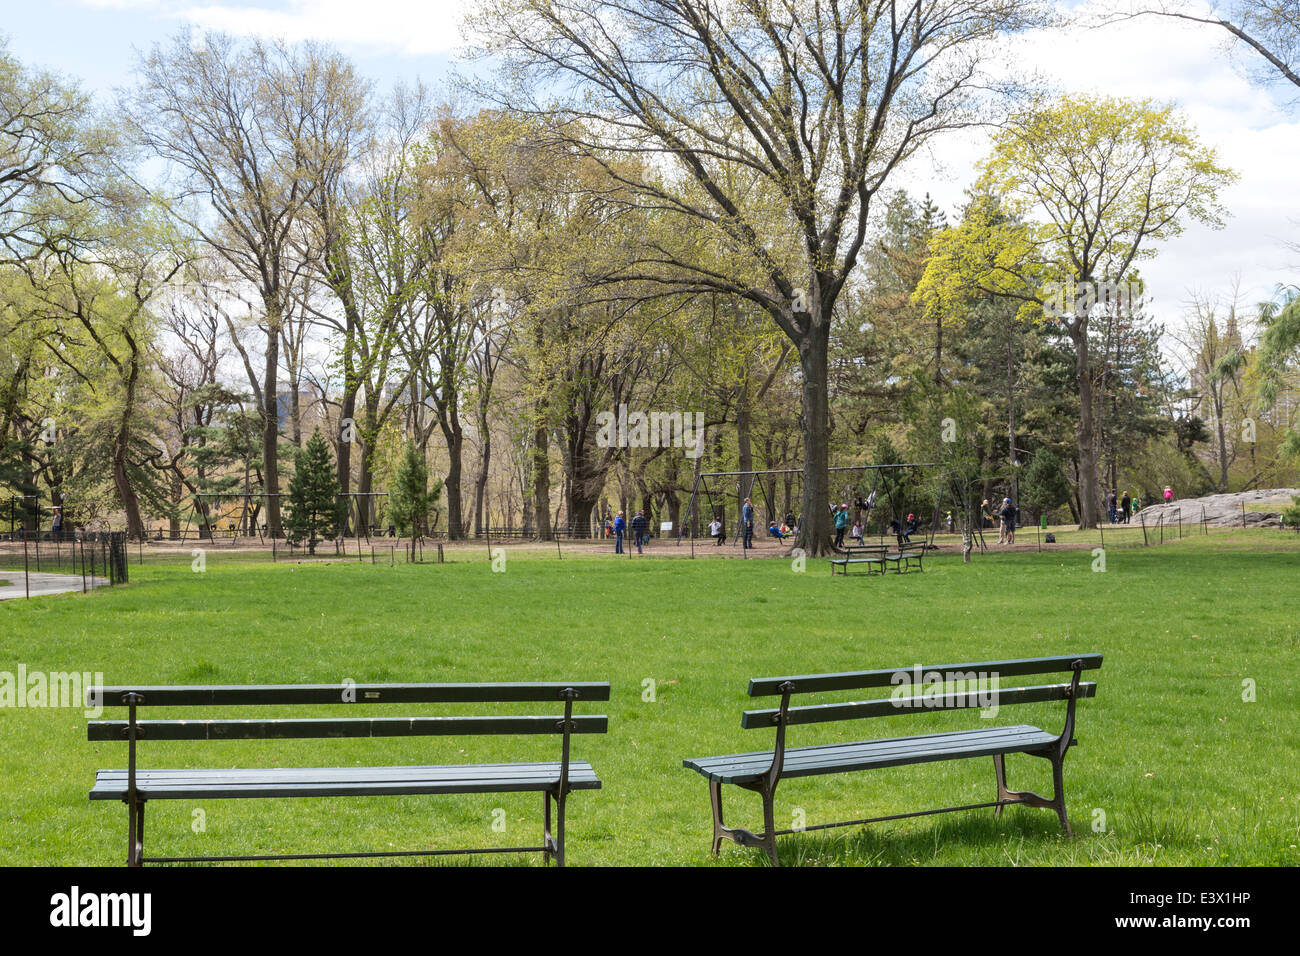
[{"xmin": 285, "ymin": 429, "xmax": 340, "ymax": 554}]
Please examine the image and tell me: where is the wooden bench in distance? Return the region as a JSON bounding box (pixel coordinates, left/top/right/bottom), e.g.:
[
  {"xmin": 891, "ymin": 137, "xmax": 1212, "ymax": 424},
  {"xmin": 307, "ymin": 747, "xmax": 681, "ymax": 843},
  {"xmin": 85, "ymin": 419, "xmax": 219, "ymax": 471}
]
[
  {"xmin": 829, "ymin": 544, "xmax": 890, "ymax": 575},
  {"xmin": 683, "ymin": 655, "xmax": 1100, "ymax": 865},
  {"xmin": 86, "ymin": 681, "xmax": 610, "ymax": 867},
  {"xmin": 884, "ymin": 541, "xmax": 926, "ymax": 573}
]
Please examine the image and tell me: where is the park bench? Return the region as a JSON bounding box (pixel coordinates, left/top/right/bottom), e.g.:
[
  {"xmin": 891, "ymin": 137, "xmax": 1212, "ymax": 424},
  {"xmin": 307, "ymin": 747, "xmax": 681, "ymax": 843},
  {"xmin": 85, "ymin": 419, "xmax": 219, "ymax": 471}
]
[
  {"xmin": 86, "ymin": 680, "xmax": 610, "ymax": 867},
  {"xmin": 884, "ymin": 541, "xmax": 926, "ymax": 573},
  {"xmin": 683, "ymin": 654, "xmax": 1101, "ymax": 865},
  {"xmin": 829, "ymin": 544, "xmax": 890, "ymax": 575}
]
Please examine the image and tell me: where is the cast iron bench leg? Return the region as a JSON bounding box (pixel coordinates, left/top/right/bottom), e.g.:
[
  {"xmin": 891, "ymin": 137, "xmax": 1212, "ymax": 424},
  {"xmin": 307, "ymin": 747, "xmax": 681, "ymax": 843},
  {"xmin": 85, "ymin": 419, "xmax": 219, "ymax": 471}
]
[
  {"xmin": 126, "ymin": 798, "xmax": 145, "ymax": 867},
  {"xmin": 707, "ymin": 779, "xmax": 780, "ymax": 866},
  {"xmin": 992, "ymin": 753, "xmax": 1072, "ymax": 837},
  {"xmin": 554, "ymin": 788, "xmax": 567, "ymax": 867},
  {"xmin": 708, "ymin": 779, "xmax": 725, "ymax": 856},
  {"xmin": 543, "ymin": 790, "xmax": 555, "ymax": 865},
  {"xmin": 760, "ymin": 789, "xmax": 779, "ymax": 867}
]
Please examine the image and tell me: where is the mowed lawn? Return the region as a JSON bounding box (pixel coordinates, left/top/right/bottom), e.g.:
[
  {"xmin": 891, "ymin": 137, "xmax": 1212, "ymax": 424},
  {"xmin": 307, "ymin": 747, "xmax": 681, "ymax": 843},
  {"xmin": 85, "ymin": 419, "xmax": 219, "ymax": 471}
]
[{"xmin": 1, "ymin": 532, "xmax": 1297, "ymax": 866}]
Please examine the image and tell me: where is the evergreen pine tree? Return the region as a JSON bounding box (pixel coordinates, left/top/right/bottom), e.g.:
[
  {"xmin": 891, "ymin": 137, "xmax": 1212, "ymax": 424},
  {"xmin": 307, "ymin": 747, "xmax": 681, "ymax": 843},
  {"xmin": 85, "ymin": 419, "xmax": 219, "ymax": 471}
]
[
  {"xmin": 285, "ymin": 429, "xmax": 340, "ymax": 554},
  {"xmin": 389, "ymin": 441, "xmax": 442, "ymax": 538},
  {"xmin": 1020, "ymin": 448, "xmax": 1072, "ymax": 523}
]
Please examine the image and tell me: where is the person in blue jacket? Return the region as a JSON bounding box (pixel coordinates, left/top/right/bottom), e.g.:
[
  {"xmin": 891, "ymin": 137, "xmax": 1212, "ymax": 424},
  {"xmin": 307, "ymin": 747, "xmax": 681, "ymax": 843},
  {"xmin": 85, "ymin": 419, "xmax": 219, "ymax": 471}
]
[
  {"xmin": 834, "ymin": 503, "xmax": 849, "ymax": 549},
  {"xmin": 613, "ymin": 511, "xmax": 626, "ymax": 553},
  {"xmin": 741, "ymin": 497, "xmax": 755, "ymax": 549}
]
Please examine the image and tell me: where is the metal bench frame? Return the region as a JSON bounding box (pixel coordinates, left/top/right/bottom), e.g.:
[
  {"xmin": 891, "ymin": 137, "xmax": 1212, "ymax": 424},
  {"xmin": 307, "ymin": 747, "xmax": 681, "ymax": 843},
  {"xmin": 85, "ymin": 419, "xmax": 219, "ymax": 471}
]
[
  {"xmin": 829, "ymin": 544, "xmax": 889, "ymax": 576},
  {"xmin": 87, "ymin": 681, "xmax": 609, "ymax": 867},
  {"xmin": 883, "ymin": 542, "xmax": 926, "ymax": 573},
  {"xmin": 687, "ymin": 656, "xmax": 1100, "ymax": 866}
]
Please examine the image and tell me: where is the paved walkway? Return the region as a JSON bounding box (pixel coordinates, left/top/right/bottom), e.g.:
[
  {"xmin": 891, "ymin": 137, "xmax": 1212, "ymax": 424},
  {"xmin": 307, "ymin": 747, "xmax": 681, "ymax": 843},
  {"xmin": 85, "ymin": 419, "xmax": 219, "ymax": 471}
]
[{"xmin": 0, "ymin": 571, "xmax": 109, "ymax": 600}]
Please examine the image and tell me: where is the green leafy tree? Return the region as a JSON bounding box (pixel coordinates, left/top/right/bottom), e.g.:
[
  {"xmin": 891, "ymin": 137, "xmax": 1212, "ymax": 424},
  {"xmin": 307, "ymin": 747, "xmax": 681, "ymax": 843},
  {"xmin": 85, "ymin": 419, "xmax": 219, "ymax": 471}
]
[
  {"xmin": 919, "ymin": 95, "xmax": 1235, "ymax": 527},
  {"xmin": 1282, "ymin": 495, "xmax": 1300, "ymax": 531},
  {"xmin": 1255, "ymin": 289, "xmax": 1300, "ymax": 461},
  {"xmin": 285, "ymin": 429, "xmax": 340, "ymax": 554}
]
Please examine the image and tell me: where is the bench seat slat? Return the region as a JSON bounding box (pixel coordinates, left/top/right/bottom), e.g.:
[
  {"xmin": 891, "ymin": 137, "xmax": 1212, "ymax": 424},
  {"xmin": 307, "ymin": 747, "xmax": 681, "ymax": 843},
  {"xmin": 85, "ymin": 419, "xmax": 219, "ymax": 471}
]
[
  {"xmin": 90, "ymin": 761, "xmax": 601, "ymax": 800},
  {"xmin": 683, "ymin": 725, "xmax": 1058, "ymax": 784},
  {"xmin": 747, "ymin": 654, "xmax": 1104, "ymax": 696},
  {"xmin": 88, "ymin": 715, "xmax": 609, "ymax": 741}
]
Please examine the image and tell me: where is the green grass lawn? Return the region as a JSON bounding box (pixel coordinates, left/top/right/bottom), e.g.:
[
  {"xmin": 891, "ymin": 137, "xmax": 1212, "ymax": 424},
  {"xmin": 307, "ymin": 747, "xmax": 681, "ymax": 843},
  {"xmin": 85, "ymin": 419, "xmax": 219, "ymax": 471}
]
[{"xmin": 1, "ymin": 531, "xmax": 1297, "ymax": 866}]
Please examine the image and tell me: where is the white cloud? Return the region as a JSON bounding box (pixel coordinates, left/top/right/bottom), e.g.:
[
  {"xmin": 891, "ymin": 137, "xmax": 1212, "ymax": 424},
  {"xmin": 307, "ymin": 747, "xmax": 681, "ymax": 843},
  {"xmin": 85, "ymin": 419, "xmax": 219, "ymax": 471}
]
[{"xmin": 75, "ymin": 1, "xmax": 471, "ymax": 56}]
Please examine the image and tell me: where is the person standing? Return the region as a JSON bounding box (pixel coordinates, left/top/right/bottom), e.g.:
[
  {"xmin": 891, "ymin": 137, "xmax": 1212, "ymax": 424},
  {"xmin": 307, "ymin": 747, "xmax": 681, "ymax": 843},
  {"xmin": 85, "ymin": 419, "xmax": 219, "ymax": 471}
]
[
  {"xmin": 631, "ymin": 510, "xmax": 648, "ymax": 554},
  {"xmin": 999, "ymin": 497, "xmax": 1017, "ymax": 545},
  {"xmin": 1107, "ymin": 490, "xmax": 1118, "ymax": 525},
  {"xmin": 1120, "ymin": 491, "xmax": 1131, "ymax": 524},
  {"xmin": 1163, "ymin": 485, "xmax": 1173, "ymax": 507},
  {"xmin": 833, "ymin": 503, "xmax": 849, "ymax": 549},
  {"xmin": 51, "ymin": 506, "xmax": 63, "ymax": 540},
  {"xmin": 741, "ymin": 497, "xmax": 755, "ymax": 550},
  {"xmin": 614, "ymin": 510, "xmax": 626, "ymax": 553}
]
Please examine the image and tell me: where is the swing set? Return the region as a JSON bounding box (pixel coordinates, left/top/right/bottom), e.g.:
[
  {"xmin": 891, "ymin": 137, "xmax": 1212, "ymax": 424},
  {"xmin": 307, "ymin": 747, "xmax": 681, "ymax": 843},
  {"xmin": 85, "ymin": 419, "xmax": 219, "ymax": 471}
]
[{"xmin": 677, "ymin": 463, "xmax": 947, "ymax": 551}]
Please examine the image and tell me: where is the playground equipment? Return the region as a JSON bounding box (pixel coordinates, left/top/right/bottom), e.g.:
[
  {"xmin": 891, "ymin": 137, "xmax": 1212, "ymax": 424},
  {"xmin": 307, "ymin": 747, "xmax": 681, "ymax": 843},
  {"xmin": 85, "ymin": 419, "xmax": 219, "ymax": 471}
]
[{"xmin": 677, "ymin": 463, "xmax": 945, "ymax": 551}]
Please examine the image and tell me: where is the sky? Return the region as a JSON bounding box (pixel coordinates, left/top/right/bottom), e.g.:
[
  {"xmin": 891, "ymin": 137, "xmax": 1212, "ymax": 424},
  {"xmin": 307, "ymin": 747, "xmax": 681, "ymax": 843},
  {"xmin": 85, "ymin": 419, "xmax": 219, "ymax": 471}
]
[{"xmin": 4, "ymin": 0, "xmax": 1298, "ymax": 359}]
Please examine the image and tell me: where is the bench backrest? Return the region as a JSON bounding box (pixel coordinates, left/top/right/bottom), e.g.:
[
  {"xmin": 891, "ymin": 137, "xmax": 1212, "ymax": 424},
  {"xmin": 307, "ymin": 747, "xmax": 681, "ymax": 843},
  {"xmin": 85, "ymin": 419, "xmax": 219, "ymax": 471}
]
[
  {"xmin": 741, "ymin": 655, "xmax": 1100, "ymax": 729},
  {"xmin": 87, "ymin": 682, "xmax": 611, "ymax": 742}
]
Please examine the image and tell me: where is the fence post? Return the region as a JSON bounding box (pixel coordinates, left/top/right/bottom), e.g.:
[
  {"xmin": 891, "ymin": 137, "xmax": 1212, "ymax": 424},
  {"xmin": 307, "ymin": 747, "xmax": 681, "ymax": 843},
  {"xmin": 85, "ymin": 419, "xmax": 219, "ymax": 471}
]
[
  {"xmin": 1140, "ymin": 510, "xmax": 1148, "ymax": 546},
  {"xmin": 23, "ymin": 533, "xmax": 30, "ymax": 600}
]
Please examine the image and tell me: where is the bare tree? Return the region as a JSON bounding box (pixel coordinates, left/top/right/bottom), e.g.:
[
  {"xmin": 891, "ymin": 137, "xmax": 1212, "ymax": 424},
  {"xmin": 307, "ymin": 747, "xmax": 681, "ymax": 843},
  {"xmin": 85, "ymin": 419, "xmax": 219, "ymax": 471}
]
[
  {"xmin": 126, "ymin": 32, "xmax": 356, "ymax": 536},
  {"xmin": 469, "ymin": 0, "xmax": 1050, "ymax": 553}
]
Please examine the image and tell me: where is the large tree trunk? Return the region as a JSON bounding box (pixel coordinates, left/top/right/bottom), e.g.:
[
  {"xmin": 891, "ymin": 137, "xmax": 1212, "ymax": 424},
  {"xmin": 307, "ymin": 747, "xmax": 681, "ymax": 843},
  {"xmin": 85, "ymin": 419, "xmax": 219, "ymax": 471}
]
[
  {"xmin": 797, "ymin": 321, "xmax": 832, "ymax": 555},
  {"xmin": 357, "ymin": 462, "xmax": 373, "ymax": 535},
  {"xmin": 532, "ymin": 414, "xmax": 552, "ymax": 540},
  {"xmin": 262, "ymin": 324, "xmax": 283, "ymax": 537},
  {"xmin": 440, "ymin": 406, "xmax": 464, "ymax": 538},
  {"xmin": 111, "ymin": 433, "xmax": 145, "ymax": 541},
  {"xmin": 473, "ymin": 434, "xmax": 490, "ymax": 536},
  {"xmin": 445, "ymin": 429, "xmax": 464, "ymax": 538},
  {"xmin": 1073, "ymin": 327, "xmax": 1099, "ymax": 529},
  {"xmin": 1213, "ymin": 387, "xmax": 1228, "ymax": 492},
  {"xmin": 735, "ymin": 382, "xmax": 754, "ymax": 532},
  {"xmin": 338, "ymin": 386, "xmax": 357, "ymax": 530},
  {"xmin": 113, "ymin": 355, "xmax": 145, "ymax": 540}
]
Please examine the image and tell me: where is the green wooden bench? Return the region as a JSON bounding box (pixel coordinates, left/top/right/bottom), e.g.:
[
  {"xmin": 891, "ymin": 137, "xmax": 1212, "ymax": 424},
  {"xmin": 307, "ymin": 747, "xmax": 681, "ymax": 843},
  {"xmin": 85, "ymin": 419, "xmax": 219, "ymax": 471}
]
[
  {"xmin": 884, "ymin": 541, "xmax": 926, "ymax": 573},
  {"xmin": 829, "ymin": 543, "xmax": 889, "ymax": 575},
  {"xmin": 86, "ymin": 680, "xmax": 610, "ymax": 867},
  {"xmin": 683, "ymin": 654, "xmax": 1101, "ymax": 865}
]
